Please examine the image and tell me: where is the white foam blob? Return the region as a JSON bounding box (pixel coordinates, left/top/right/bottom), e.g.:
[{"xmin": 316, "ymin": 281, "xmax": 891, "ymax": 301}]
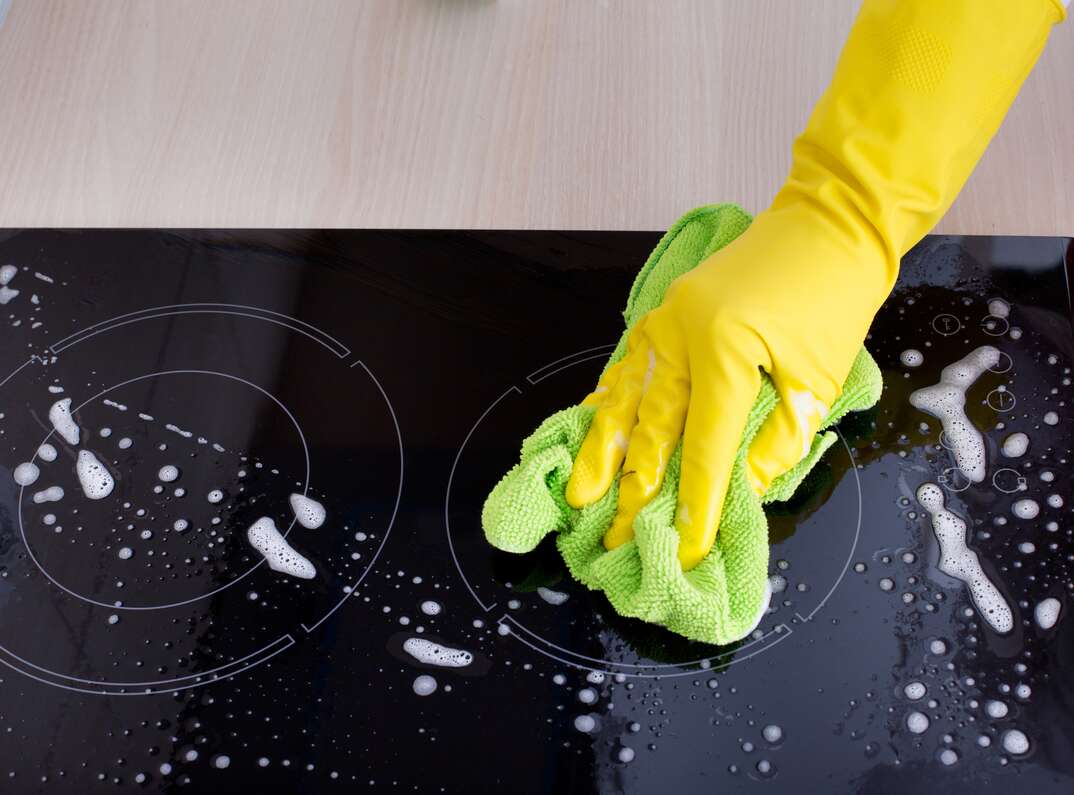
[
  {"xmin": 412, "ymin": 675, "xmax": 438, "ymax": 696},
  {"xmin": 1000, "ymin": 432, "xmax": 1029, "ymax": 457},
  {"xmin": 207, "ymin": 489, "xmax": 224, "ymax": 504},
  {"xmin": 1001, "ymin": 729, "xmax": 1029, "ymax": 755},
  {"xmin": 909, "ymin": 346, "xmax": 999, "ymax": 483},
  {"xmin": 537, "ymin": 587, "xmax": 570, "ymax": 605},
  {"xmin": 402, "ymin": 638, "xmax": 473, "ymax": 668},
  {"xmin": 1012, "ymin": 499, "xmax": 1039, "ymax": 520},
  {"xmin": 574, "ymin": 714, "xmax": 596, "ymax": 733},
  {"xmin": 173, "ymin": 519, "xmax": 189, "ymax": 532},
  {"xmin": 916, "ymin": 483, "xmax": 1013, "ymax": 633},
  {"xmin": 0, "ymin": 264, "xmax": 16, "ymax": 285},
  {"xmin": 13, "ymin": 462, "xmax": 40, "ymax": 486},
  {"xmin": 48, "ymin": 398, "xmax": 80, "ymax": 446},
  {"xmin": 939, "ymin": 749, "xmax": 959, "ymax": 766},
  {"xmin": 288, "ymin": 493, "xmax": 326, "ymax": 529},
  {"xmin": 762, "ymin": 725, "xmax": 783, "ymax": 743},
  {"xmin": 1034, "ymin": 597, "xmax": 1061, "ymax": 630},
  {"xmin": 929, "ymin": 639, "xmax": 948, "ymax": 655},
  {"xmin": 157, "ymin": 465, "xmax": 179, "ymax": 483},
  {"xmin": 165, "ymin": 423, "xmax": 192, "ymax": 438},
  {"xmin": 117, "ymin": 437, "xmax": 132, "ymax": 450},
  {"xmin": 906, "ymin": 711, "xmax": 929, "ymax": 734},
  {"xmin": 1018, "ymin": 542, "xmax": 1036, "ymax": 554},
  {"xmin": 1047, "ymin": 493, "xmax": 1063, "ymax": 508},
  {"xmin": 985, "ymin": 699, "xmax": 1008, "ymax": 718},
  {"xmin": 988, "ymin": 299, "xmax": 1010, "ymax": 319},
  {"xmin": 1043, "ymin": 411, "xmax": 1059, "ymax": 426},
  {"xmin": 246, "ymin": 517, "xmax": 316, "ymax": 579},
  {"xmin": 37, "ymin": 443, "xmax": 57, "ymax": 462},
  {"xmin": 618, "ymin": 747, "xmax": 636, "ymax": 764},
  {"xmin": 76, "ymin": 450, "xmax": 114, "ymax": 500},
  {"xmin": 900, "ymin": 349, "xmax": 924, "ymax": 368},
  {"xmin": 117, "ymin": 547, "xmax": 133, "ymax": 560},
  {"xmin": 420, "ymin": 600, "xmax": 441, "ymax": 616},
  {"xmin": 32, "ymin": 486, "xmax": 64, "ymax": 503},
  {"xmin": 0, "ymin": 286, "xmax": 18, "ymax": 304},
  {"xmin": 904, "ymin": 682, "xmax": 926, "ymax": 700}
]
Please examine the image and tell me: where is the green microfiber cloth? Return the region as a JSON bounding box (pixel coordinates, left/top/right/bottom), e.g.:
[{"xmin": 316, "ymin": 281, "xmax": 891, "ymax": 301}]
[{"xmin": 482, "ymin": 204, "xmax": 882, "ymax": 645}]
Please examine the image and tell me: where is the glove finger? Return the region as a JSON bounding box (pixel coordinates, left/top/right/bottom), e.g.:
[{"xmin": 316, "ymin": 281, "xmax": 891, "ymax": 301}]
[
  {"xmin": 566, "ymin": 336, "xmax": 651, "ymax": 509},
  {"xmin": 676, "ymin": 342, "xmax": 763, "ymax": 570},
  {"xmin": 603, "ymin": 350, "xmax": 690, "ymax": 549},
  {"xmin": 579, "ymin": 321, "xmax": 649, "ymax": 408},
  {"xmin": 746, "ymin": 377, "xmax": 838, "ymax": 494}
]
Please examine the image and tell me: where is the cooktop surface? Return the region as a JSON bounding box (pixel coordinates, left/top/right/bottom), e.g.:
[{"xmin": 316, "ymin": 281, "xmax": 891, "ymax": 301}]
[{"xmin": 0, "ymin": 229, "xmax": 1071, "ymax": 794}]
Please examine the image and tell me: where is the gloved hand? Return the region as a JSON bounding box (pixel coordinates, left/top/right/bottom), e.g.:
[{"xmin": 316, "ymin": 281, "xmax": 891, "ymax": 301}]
[{"xmin": 566, "ymin": 0, "xmax": 1065, "ymax": 570}]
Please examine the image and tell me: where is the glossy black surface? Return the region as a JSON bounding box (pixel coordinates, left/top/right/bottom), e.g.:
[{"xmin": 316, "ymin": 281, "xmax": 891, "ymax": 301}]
[{"xmin": 0, "ymin": 229, "xmax": 1071, "ymax": 794}]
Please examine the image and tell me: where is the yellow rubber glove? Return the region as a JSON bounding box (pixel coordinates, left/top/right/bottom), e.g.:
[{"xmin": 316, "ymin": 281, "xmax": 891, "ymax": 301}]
[{"xmin": 566, "ymin": 0, "xmax": 1065, "ymax": 570}]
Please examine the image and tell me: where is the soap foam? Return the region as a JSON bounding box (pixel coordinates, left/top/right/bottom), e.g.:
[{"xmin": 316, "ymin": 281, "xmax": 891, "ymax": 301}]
[
  {"xmin": 48, "ymin": 398, "xmax": 80, "ymax": 446},
  {"xmin": 420, "ymin": 601, "xmax": 442, "ymax": 616},
  {"xmin": 1012, "ymin": 499, "xmax": 1039, "ymax": 520},
  {"xmin": 916, "ymin": 483, "xmax": 1013, "ymax": 633},
  {"xmin": 1000, "ymin": 432, "xmax": 1028, "ymax": 457},
  {"xmin": 402, "ymin": 638, "xmax": 473, "ymax": 668},
  {"xmin": 32, "ymin": 486, "xmax": 64, "ymax": 503},
  {"xmin": 899, "ymin": 349, "xmax": 924, "ymax": 368},
  {"xmin": 157, "ymin": 465, "xmax": 179, "ymax": 483},
  {"xmin": 13, "ymin": 462, "xmax": 40, "ymax": 486},
  {"xmin": 76, "ymin": 450, "xmax": 114, "ymax": 499},
  {"xmin": 288, "ymin": 493, "xmax": 326, "ymax": 529},
  {"xmin": 413, "ymin": 675, "xmax": 438, "ymax": 696},
  {"xmin": 904, "ymin": 682, "xmax": 926, "ymax": 700},
  {"xmin": 987, "ymin": 299, "xmax": 1010, "ymax": 319},
  {"xmin": 906, "ymin": 711, "xmax": 929, "ymax": 734},
  {"xmin": 37, "ymin": 443, "xmax": 57, "ymax": 462},
  {"xmin": 537, "ymin": 587, "xmax": 570, "ymax": 605},
  {"xmin": 985, "ymin": 699, "xmax": 1008, "ymax": 718},
  {"xmin": 0, "ymin": 286, "xmax": 18, "ymax": 304},
  {"xmin": 910, "ymin": 346, "xmax": 999, "ymax": 483},
  {"xmin": 1033, "ymin": 597, "xmax": 1061, "ymax": 630},
  {"xmin": 1001, "ymin": 729, "xmax": 1029, "ymax": 755},
  {"xmin": 246, "ymin": 517, "xmax": 316, "ymax": 580},
  {"xmin": 0, "ymin": 265, "xmax": 16, "ymax": 285}
]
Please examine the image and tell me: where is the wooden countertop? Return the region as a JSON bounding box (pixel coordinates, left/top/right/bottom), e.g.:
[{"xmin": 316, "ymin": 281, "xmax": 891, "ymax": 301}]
[{"xmin": 0, "ymin": 1, "xmax": 1070, "ymax": 233}]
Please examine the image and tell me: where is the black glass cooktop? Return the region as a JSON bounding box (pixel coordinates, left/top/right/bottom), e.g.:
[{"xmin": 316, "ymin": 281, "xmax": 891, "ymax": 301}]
[{"xmin": 0, "ymin": 228, "xmax": 1071, "ymax": 794}]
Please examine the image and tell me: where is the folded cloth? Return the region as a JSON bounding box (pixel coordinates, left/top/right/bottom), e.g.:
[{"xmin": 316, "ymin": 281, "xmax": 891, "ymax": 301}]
[{"xmin": 482, "ymin": 204, "xmax": 882, "ymax": 645}]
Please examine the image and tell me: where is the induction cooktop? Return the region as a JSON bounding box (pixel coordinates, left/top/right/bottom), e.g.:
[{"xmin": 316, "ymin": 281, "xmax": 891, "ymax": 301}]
[{"xmin": 0, "ymin": 229, "xmax": 1071, "ymax": 794}]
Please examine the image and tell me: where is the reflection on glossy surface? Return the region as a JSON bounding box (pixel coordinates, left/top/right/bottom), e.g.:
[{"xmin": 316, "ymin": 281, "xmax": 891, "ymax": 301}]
[{"xmin": 0, "ymin": 230, "xmax": 1070, "ymax": 793}]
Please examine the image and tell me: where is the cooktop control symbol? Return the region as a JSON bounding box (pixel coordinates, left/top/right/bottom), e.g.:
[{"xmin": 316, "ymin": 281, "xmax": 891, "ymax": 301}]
[
  {"xmin": 0, "ymin": 303, "xmax": 402, "ymax": 695},
  {"xmin": 446, "ymin": 345, "xmax": 864, "ymax": 678}
]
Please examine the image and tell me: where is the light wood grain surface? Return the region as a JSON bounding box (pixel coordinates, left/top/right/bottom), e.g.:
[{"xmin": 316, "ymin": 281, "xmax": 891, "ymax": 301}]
[{"xmin": 0, "ymin": 1, "xmax": 1070, "ymax": 232}]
